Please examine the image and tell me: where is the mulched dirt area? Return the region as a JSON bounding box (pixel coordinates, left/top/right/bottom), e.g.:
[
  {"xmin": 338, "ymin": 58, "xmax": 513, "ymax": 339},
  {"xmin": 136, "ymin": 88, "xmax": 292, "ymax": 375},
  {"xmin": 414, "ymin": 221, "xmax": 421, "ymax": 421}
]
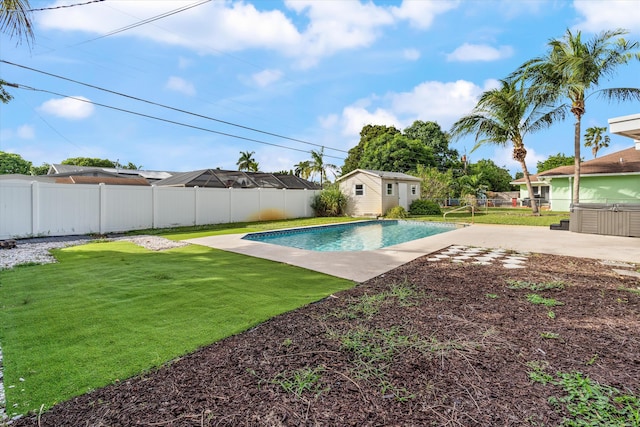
[{"xmin": 11, "ymin": 249, "xmax": 640, "ymax": 426}]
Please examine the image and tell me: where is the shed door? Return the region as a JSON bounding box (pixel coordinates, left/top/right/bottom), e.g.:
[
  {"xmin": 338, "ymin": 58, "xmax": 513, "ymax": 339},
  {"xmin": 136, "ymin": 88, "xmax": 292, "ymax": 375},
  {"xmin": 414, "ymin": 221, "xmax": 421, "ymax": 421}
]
[{"xmin": 398, "ymin": 183, "xmax": 408, "ymax": 210}]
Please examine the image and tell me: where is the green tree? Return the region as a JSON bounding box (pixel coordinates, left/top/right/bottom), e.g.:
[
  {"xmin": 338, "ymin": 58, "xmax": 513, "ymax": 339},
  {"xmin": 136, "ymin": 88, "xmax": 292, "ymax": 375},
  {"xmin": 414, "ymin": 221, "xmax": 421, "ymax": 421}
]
[
  {"xmin": 309, "ymin": 148, "xmax": 337, "ymax": 188},
  {"xmin": 236, "ymin": 151, "xmax": 259, "ymax": 172},
  {"xmin": 0, "ymin": 151, "xmax": 31, "ymax": 174},
  {"xmin": 359, "ymin": 132, "xmax": 435, "ymax": 173},
  {"xmin": 514, "ymin": 28, "xmax": 640, "ymax": 204},
  {"xmin": 412, "ymin": 165, "xmax": 454, "ymax": 201},
  {"xmin": 403, "ymin": 120, "xmax": 459, "ymax": 170},
  {"xmin": 1, "ymin": 78, "xmax": 13, "ymax": 104},
  {"xmin": 61, "ymin": 157, "xmax": 116, "ymax": 168},
  {"xmin": 341, "ymin": 125, "xmax": 401, "ymax": 175},
  {"xmin": 536, "ymin": 153, "xmax": 575, "ymax": 173},
  {"xmin": 0, "ymin": 0, "xmax": 34, "ymax": 45},
  {"xmin": 583, "ymin": 126, "xmax": 610, "ymax": 158},
  {"xmin": 468, "ymin": 159, "xmax": 513, "ymax": 192},
  {"xmin": 450, "ymin": 79, "xmax": 565, "ymax": 215},
  {"xmin": 294, "ymin": 160, "xmax": 311, "ymax": 179},
  {"xmin": 30, "ymin": 163, "xmax": 51, "ymax": 175},
  {"xmin": 458, "ymin": 173, "xmax": 488, "ymax": 197}
]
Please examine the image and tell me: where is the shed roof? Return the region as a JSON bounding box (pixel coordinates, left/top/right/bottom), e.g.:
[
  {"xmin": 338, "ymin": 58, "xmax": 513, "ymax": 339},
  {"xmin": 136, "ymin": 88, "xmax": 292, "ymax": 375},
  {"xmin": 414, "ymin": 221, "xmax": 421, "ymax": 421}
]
[{"xmin": 337, "ymin": 169, "xmax": 421, "ymax": 182}]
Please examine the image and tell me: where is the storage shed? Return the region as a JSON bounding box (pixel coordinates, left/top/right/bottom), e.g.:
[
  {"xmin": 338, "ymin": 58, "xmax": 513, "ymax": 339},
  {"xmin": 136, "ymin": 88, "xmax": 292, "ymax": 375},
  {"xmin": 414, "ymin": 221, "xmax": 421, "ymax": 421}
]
[{"xmin": 337, "ymin": 169, "xmax": 421, "ymax": 217}]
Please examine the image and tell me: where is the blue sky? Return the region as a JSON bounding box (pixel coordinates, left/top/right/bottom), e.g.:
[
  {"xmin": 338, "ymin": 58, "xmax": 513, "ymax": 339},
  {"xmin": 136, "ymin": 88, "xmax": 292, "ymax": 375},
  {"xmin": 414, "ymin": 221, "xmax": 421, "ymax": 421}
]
[{"xmin": 1, "ymin": 0, "xmax": 639, "ymax": 176}]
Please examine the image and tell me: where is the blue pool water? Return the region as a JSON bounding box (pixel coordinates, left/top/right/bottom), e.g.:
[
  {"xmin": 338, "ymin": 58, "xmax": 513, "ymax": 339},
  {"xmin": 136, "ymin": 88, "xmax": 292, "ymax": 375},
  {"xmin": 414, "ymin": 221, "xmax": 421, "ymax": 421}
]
[{"xmin": 242, "ymin": 220, "xmax": 456, "ymax": 252}]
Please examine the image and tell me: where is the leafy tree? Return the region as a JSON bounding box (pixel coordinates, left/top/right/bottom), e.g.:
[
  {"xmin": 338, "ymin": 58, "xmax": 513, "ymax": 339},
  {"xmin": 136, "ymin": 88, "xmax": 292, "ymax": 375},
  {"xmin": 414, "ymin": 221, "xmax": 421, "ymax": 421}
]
[
  {"xmin": 359, "ymin": 132, "xmax": 435, "ymax": 173},
  {"xmin": 0, "ymin": 151, "xmax": 31, "ymax": 174},
  {"xmin": 468, "ymin": 159, "xmax": 513, "ymax": 192},
  {"xmin": 514, "ymin": 171, "xmax": 524, "ymax": 180},
  {"xmin": 0, "ymin": 0, "xmax": 34, "ymax": 45},
  {"xmin": 236, "ymin": 151, "xmax": 259, "ymax": 172},
  {"xmin": 584, "ymin": 126, "xmax": 610, "ymax": 158},
  {"xmin": 458, "ymin": 173, "xmax": 488, "ymax": 197},
  {"xmin": 294, "ymin": 160, "xmax": 311, "ymax": 179},
  {"xmin": 1, "ymin": 78, "xmax": 13, "ymax": 104},
  {"xmin": 341, "ymin": 125, "xmax": 401, "ymax": 175},
  {"xmin": 403, "ymin": 120, "xmax": 459, "ymax": 170},
  {"xmin": 513, "ymin": 28, "xmax": 640, "ymax": 204},
  {"xmin": 412, "ymin": 165, "xmax": 454, "ymax": 201},
  {"xmin": 30, "ymin": 163, "xmax": 51, "ymax": 175},
  {"xmin": 536, "ymin": 153, "xmax": 575, "ymax": 173},
  {"xmin": 450, "ymin": 79, "xmax": 565, "ymax": 215},
  {"xmin": 61, "ymin": 157, "xmax": 116, "ymax": 168},
  {"xmin": 309, "ymin": 148, "xmax": 337, "ymax": 187}
]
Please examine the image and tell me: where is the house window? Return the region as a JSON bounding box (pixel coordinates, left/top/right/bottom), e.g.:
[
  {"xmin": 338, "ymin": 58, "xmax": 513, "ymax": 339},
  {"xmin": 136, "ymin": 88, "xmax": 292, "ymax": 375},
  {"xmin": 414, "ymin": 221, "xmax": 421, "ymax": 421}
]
[
  {"xmin": 386, "ymin": 183, "xmax": 393, "ymax": 195},
  {"xmin": 354, "ymin": 184, "xmax": 364, "ymax": 196},
  {"xmin": 410, "ymin": 185, "xmax": 417, "ymax": 195}
]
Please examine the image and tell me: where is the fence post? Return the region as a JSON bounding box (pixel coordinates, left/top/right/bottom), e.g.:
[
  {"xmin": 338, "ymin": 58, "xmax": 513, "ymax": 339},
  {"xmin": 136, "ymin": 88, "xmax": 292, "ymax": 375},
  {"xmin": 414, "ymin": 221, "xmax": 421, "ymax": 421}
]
[
  {"xmin": 31, "ymin": 181, "xmax": 39, "ymax": 236},
  {"xmin": 99, "ymin": 183, "xmax": 106, "ymax": 234},
  {"xmin": 152, "ymin": 186, "xmax": 158, "ymax": 229}
]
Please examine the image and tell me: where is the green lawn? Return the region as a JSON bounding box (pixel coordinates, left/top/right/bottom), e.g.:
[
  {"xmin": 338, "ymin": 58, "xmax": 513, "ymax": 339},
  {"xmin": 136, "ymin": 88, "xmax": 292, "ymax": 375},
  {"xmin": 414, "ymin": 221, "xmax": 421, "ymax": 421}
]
[
  {"xmin": 0, "ymin": 241, "xmax": 354, "ymax": 416},
  {"xmin": 412, "ymin": 207, "xmax": 570, "ymax": 226}
]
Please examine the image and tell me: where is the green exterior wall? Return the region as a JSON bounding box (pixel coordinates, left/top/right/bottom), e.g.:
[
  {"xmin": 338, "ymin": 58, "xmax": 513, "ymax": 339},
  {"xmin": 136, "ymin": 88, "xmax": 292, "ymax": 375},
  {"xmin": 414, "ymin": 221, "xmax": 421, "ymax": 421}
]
[{"xmin": 548, "ymin": 174, "xmax": 640, "ymax": 211}]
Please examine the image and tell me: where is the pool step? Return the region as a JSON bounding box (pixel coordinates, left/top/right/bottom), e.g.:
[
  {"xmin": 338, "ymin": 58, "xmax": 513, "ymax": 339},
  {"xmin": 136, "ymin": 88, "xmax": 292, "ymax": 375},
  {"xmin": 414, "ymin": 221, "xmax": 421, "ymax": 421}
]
[{"xmin": 549, "ymin": 219, "xmax": 570, "ymax": 231}]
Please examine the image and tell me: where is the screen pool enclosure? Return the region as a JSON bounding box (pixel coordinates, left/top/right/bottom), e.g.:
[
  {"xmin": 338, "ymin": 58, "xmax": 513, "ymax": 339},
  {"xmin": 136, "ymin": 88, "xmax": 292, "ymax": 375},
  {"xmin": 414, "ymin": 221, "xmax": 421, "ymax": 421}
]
[{"xmin": 242, "ymin": 220, "xmax": 457, "ymax": 252}]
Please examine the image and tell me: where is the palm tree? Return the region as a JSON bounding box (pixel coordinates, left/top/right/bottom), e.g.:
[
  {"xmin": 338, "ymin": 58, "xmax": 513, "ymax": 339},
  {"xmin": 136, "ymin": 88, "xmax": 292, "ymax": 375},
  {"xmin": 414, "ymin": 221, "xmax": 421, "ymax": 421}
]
[
  {"xmin": 584, "ymin": 126, "xmax": 610, "ymax": 158},
  {"xmin": 512, "ymin": 28, "xmax": 640, "ymax": 204},
  {"xmin": 450, "ymin": 79, "xmax": 565, "ymax": 215},
  {"xmin": 236, "ymin": 150, "xmax": 259, "ymax": 172},
  {"xmin": 309, "ymin": 148, "xmax": 337, "ymax": 188},
  {"xmin": 1, "ymin": 0, "xmax": 34, "ymax": 45},
  {"xmin": 294, "ymin": 160, "xmax": 311, "ymax": 180}
]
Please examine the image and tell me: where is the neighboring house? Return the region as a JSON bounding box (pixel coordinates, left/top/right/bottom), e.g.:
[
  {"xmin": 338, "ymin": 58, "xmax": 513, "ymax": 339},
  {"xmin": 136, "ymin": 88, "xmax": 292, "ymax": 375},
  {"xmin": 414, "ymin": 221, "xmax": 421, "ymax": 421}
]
[
  {"xmin": 337, "ymin": 169, "xmax": 421, "ymax": 217},
  {"xmin": 511, "ymin": 146, "xmax": 640, "ymax": 211},
  {"xmin": 153, "ymin": 169, "xmax": 320, "ymax": 189},
  {"xmin": 48, "ymin": 164, "xmax": 174, "ymax": 183},
  {"xmin": 509, "ymin": 174, "xmax": 550, "ymax": 207}
]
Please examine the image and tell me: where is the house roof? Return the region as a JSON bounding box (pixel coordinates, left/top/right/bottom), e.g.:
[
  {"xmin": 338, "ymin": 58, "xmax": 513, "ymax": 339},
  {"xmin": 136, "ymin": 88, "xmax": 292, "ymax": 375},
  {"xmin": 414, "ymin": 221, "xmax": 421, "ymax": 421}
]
[
  {"xmin": 609, "ymin": 113, "xmax": 640, "ymax": 142},
  {"xmin": 54, "ymin": 176, "xmax": 150, "ymax": 186},
  {"xmin": 337, "ymin": 169, "xmax": 421, "ymax": 182},
  {"xmin": 510, "ymin": 174, "xmax": 547, "ymax": 185},
  {"xmin": 49, "ymin": 164, "xmax": 175, "ymax": 181},
  {"xmin": 538, "ymin": 146, "xmax": 640, "ymax": 177},
  {"xmin": 153, "ymin": 169, "xmax": 320, "ymax": 189}
]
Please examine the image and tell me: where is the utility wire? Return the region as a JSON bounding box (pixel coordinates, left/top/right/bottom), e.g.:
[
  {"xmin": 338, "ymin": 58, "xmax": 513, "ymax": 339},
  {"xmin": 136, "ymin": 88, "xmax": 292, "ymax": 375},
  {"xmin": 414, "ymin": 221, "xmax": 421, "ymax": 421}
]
[
  {"xmin": 1, "ymin": 60, "xmax": 348, "ymax": 154},
  {"xmin": 27, "ymin": 0, "xmax": 106, "ymax": 12},
  {"xmin": 74, "ymin": 0, "xmax": 211, "ymax": 46},
  {"xmin": 8, "ymin": 82, "xmax": 345, "ymax": 160}
]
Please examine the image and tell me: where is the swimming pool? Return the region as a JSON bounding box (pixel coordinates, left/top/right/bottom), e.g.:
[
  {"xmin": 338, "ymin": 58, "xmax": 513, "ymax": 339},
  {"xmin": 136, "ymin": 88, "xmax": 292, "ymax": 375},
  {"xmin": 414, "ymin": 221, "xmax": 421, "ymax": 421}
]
[{"xmin": 242, "ymin": 220, "xmax": 457, "ymax": 252}]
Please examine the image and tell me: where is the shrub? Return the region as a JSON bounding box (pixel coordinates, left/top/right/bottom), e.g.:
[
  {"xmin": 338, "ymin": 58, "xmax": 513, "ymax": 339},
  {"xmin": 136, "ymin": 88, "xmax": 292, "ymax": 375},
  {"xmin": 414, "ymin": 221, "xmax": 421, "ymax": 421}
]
[
  {"xmin": 384, "ymin": 206, "xmax": 408, "ymax": 219},
  {"xmin": 311, "ymin": 187, "xmax": 347, "ymax": 217},
  {"xmin": 409, "ymin": 199, "xmax": 442, "ymax": 215}
]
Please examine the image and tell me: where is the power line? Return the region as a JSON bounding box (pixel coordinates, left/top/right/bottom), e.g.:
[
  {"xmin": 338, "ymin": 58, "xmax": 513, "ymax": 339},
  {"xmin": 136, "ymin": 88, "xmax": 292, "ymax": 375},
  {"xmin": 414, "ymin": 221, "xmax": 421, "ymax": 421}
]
[
  {"xmin": 1, "ymin": 60, "xmax": 348, "ymax": 154},
  {"xmin": 74, "ymin": 0, "xmax": 211, "ymax": 46},
  {"xmin": 8, "ymin": 82, "xmax": 345, "ymax": 160},
  {"xmin": 27, "ymin": 0, "xmax": 106, "ymax": 12}
]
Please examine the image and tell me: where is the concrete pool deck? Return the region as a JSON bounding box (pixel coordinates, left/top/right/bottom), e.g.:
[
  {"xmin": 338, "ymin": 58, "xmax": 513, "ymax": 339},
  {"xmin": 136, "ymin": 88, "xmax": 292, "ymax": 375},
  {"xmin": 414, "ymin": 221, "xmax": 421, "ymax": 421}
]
[{"xmin": 185, "ymin": 224, "xmax": 640, "ymax": 282}]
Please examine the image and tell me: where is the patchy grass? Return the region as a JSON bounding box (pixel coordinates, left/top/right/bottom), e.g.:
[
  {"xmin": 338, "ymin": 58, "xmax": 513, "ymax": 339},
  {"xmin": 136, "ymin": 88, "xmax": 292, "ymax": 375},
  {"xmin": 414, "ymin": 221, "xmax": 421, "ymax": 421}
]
[
  {"xmin": 0, "ymin": 241, "xmax": 354, "ymax": 416},
  {"xmin": 412, "ymin": 207, "xmax": 569, "ymax": 226}
]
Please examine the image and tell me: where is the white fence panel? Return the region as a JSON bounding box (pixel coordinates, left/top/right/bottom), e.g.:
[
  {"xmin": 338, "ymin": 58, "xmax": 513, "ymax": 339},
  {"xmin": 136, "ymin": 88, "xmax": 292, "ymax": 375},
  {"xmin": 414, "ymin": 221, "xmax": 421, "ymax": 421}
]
[
  {"xmin": 102, "ymin": 185, "xmax": 153, "ymax": 233},
  {"xmin": 154, "ymin": 187, "xmax": 196, "ymax": 229},
  {"xmin": 37, "ymin": 183, "xmax": 100, "ymax": 236},
  {"xmin": 195, "ymin": 188, "xmax": 231, "ymax": 225},
  {"xmin": 0, "ymin": 181, "xmax": 321, "ymax": 239},
  {"xmin": 0, "ymin": 181, "xmax": 33, "ymax": 238}
]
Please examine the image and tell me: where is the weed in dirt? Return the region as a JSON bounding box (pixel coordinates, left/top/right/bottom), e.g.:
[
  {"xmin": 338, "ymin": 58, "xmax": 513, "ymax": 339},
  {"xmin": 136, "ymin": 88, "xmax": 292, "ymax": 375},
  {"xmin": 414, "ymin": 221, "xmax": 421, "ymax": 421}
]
[
  {"xmin": 272, "ymin": 366, "xmax": 328, "ymax": 398},
  {"xmin": 586, "ymin": 354, "xmax": 599, "ymax": 366},
  {"xmin": 332, "ymin": 282, "xmax": 422, "ymax": 319},
  {"xmin": 527, "ymin": 294, "xmax": 564, "ymax": 307},
  {"xmin": 619, "ymin": 287, "xmax": 640, "ymax": 296},
  {"xmin": 528, "ymin": 365, "xmax": 640, "ymax": 427},
  {"xmin": 507, "ymin": 279, "xmax": 566, "ymax": 291},
  {"xmin": 547, "ymin": 310, "xmax": 556, "ymax": 319},
  {"xmin": 540, "ymin": 332, "xmax": 560, "ymax": 339},
  {"xmin": 281, "ymin": 338, "xmax": 293, "ymax": 348},
  {"xmin": 485, "ymin": 293, "xmax": 499, "ymax": 299}
]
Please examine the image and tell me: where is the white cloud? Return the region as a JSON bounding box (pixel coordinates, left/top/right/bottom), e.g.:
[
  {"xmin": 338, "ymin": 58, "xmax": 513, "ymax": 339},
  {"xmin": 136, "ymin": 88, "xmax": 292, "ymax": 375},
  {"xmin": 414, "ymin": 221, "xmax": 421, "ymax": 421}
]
[
  {"xmin": 38, "ymin": 96, "xmax": 94, "ymax": 120},
  {"xmin": 165, "ymin": 76, "xmax": 196, "ymax": 96},
  {"xmin": 319, "ymin": 114, "xmax": 339, "ymax": 129},
  {"xmin": 402, "ymin": 48, "xmax": 421, "ymax": 61},
  {"xmin": 178, "ymin": 57, "xmax": 193, "ymax": 70},
  {"xmin": 36, "ymin": 0, "xmax": 454, "ymax": 69},
  {"xmin": 251, "ymin": 69, "xmax": 283, "ymax": 88},
  {"xmin": 17, "ymin": 125, "xmax": 35, "ymax": 139},
  {"xmin": 573, "ymin": 0, "xmax": 640, "ymax": 33},
  {"xmin": 391, "ymin": 0, "xmax": 459, "ymax": 29},
  {"xmin": 446, "ymin": 43, "xmax": 514, "ymax": 62},
  {"xmin": 340, "ymin": 106, "xmax": 402, "ymax": 137}
]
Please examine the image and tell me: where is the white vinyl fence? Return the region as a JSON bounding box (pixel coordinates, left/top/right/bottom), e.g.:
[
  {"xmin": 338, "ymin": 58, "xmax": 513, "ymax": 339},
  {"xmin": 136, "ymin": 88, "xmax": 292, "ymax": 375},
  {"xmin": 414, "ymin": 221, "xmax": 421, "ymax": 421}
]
[{"xmin": 0, "ymin": 181, "xmax": 320, "ymax": 239}]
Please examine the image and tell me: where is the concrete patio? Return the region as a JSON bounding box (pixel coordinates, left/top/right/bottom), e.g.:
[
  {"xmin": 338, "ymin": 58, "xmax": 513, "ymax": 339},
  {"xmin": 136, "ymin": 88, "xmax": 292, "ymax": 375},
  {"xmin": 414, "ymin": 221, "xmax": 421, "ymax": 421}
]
[{"xmin": 186, "ymin": 224, "xmax": 640, "ymax": 282}]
